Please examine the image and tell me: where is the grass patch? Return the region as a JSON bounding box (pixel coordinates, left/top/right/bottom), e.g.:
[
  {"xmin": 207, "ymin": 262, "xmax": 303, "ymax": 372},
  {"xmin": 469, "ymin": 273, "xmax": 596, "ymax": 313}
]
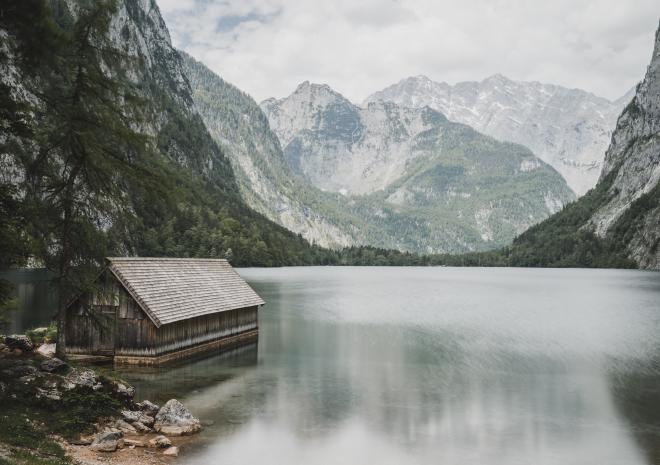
[
  {"xmin": 0, "ymin": 408, "xmax": 68, "ymax": 465},
  {"xmin": 25, "ymin": 325, "xmax": 57, "ymax": 345},
  {"xmin": 48, "ymin": 387, "xmax": 121, "ymax": 439},
  {"xmin": 0, "ymin": 361, "xmax": 131, "ymax": 465},
  {"xmin": 0, "ymin": 449, "xmax": 69, "ymax": 465}
]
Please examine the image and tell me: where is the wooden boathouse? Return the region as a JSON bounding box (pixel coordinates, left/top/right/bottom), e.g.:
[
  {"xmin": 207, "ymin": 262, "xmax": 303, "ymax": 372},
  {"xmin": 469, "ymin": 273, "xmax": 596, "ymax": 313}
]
[{"xmin": 63, "ymin": 257, "xmax": 264, "ymax": 365}]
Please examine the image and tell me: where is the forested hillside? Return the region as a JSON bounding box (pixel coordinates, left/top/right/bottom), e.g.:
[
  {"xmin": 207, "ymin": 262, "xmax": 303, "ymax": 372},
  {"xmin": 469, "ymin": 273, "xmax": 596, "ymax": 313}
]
[
  {"xmin": 493, "ymin": 21, "xmax": 660, "ymax": 270},
  {"xmin": 0, "ymin": 0, "xmax": 334, "ymax": 313}
]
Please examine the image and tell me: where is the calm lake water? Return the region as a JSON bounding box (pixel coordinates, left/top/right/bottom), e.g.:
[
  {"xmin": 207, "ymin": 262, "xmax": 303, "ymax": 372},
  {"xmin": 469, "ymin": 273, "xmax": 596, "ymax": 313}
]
[
  {"xmin": 1, "ymin": 269, "xmax": 57, "ymax": 333},
  {"xmin": 7, "ymin": 267, "xmax": 660, "ymax": 464},
  {"xmin": 126, "ymin": 267, "xmax": 660, "ymax": 465}
]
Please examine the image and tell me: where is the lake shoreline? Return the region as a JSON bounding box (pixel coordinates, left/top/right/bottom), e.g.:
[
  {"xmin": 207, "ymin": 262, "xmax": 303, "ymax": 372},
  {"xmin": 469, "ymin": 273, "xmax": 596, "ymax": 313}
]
[
  {"xmin": 4, "ymin": 267, "xmax": 660, "ymax": 465},
  {"xmin": 0, "ymin": 336, "xmax": 204, "ymax": 465}
]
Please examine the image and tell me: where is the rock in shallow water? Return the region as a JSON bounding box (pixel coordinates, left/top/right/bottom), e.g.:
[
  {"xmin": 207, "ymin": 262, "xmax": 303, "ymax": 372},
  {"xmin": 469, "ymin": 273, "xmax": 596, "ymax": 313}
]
[
  {"xmin": 154, "ymin": 399, "xmax": 201, "ymax": 436},
  {"xmin": 148, "ymin": 435, "xmax": 171, "ymax": 448},
  {"xmin": 163, "ymin": 446, "xmax": 179, "ymax": 456}
]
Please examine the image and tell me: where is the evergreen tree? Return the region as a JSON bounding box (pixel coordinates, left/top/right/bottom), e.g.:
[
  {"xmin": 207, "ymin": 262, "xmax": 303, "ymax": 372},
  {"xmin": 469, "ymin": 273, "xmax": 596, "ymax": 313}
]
[{"xmin": 19, "ymin": 0, "xmax": 162, "ymax": 356}]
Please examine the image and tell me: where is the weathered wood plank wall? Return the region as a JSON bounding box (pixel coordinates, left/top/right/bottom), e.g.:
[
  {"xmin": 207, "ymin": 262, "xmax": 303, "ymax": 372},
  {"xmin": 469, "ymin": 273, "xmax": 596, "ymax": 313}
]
[{"xmin": 65, "ymin": 271, "xmax": 259, "ymax": 359}]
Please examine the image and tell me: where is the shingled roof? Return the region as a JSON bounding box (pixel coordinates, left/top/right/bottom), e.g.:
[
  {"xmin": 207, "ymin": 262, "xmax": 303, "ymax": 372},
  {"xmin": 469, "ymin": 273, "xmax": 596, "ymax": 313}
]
[{"xmin": 106, "ymin": 258, "xmax": 265, "ymax": 327}]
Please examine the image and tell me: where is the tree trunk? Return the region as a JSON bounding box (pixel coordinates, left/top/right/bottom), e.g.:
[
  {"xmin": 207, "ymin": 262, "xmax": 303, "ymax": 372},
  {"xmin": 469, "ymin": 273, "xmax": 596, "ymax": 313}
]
[
  {"xmin": 55, "ymin": 307, "xmax": 67, "ymax": 359},
  {"xmin": 55, "ymin": 185, "xmax": 73, "ymax": 359}
]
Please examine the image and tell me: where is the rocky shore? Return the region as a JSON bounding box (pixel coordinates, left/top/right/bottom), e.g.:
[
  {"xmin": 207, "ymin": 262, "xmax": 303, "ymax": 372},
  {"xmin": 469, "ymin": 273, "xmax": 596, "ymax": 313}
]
[{"xmin": 0, "ymin": 334, "xmax": 203, "ymax": 465}]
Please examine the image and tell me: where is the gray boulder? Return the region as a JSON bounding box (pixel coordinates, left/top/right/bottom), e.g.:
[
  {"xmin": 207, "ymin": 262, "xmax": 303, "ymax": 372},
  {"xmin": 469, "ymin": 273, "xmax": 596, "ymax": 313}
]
[
  {"xmin": 138, "ymin": 414, "xmax": 154, "ymax": 427},
  {"xmin": 148, "ymin": 435, "xmax": 171, "ymax": 448},
  {"xmin": 121, "ymin": 410, "xmax": 154, "ymax": 434},
  {"xmin": 39, "ymin": 358, "xmax": 67, "ymax": 373},
  {"xmin": 121, "ymin": 410, "xmax": 154, "ymax": 428},
  {"xmin": 121, "ymin": 410, "xmax": 141, "ymax": 423},
  {"xmin": 64, "ymin": 369, "xmax": 102, "ymax": 391},
  {"xmin": 154, "ymin": 399, "xmax": 201, "ymax": 436},
  {"xmin": 90, "ymin": 431, "xmax": 124, "ymax": 452},
  {"xmin": 111, "ymin": 381, "xmax": 135, "ymax": 400},
  {"xmin": 131, "ymin": 421, "xmax": 151, "ymax": 434},
  {"xmin": 114, "ymin": 420, "xmax": 137, "ymax": 434},
  {"xmin": 4, "ymin": 335, "xmax": 33, "ymax": 352},
  {"xmin": 36, "ymin": 343, "xmax": 56, "ymax": 357},
  {"xmin": 137, "ymin": 400, "xmax": 160, "ymax": 417}
]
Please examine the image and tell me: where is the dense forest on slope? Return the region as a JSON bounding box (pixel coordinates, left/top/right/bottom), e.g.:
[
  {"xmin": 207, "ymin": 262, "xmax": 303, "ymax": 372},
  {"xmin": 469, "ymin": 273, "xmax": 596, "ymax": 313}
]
[{"xmin": 0, "ymin": 0, "xmax": 336, "ymax": 315}]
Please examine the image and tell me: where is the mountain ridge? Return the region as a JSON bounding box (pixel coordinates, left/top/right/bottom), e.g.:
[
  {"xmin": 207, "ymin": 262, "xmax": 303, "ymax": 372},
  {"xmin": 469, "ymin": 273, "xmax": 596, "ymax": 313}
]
[
  {"xmin": 259, "ymin": 80, "xmax": 575, "ymax": 253},
  {"xmin": 365, "ymin": 73, "xmax": 633, "ymax": 195}
]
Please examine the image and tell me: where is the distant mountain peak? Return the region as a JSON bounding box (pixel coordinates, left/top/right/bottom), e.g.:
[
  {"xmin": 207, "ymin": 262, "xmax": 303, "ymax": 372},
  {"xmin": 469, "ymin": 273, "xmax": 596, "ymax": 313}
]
[
  {"xmin": 365, "ymin": 75, "xmax": 628, "ymax": 195},
  {"xmin": 260, "ymin": 79, "xmax": 574, "ymax": 253},
  {"xmin": 483, "ymin": 73, "xmax": 511, "ymax": 84},
  {"xmin": 407, "ymin": 74, "xmax": 434, "ymax": 83},
  {"xmin": 291, "ymin": 81, "xmax": 346, "ymax": 100}
]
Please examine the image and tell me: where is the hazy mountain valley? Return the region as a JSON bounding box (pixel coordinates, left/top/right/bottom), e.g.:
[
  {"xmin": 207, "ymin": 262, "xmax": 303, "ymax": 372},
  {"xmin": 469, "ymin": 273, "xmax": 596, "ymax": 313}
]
[
  {"xmin": 1, "ymin": 4, "xmax": 660, "ymax": 465},
  {"xmin": 258, "ymin": 82, "xmax": 575, "ymax": 252},
  {"xmin": 0, "ymin": 0, "xmax": 658, "ymax": 274}
]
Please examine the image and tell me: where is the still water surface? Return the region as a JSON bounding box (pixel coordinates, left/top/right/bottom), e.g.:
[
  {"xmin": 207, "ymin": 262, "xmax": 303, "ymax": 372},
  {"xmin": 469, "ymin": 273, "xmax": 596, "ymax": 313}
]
[
  {"xmin": 120, "ymin": 267, "xmax": 660, "ymax": 465},
  {"xmin": 6, "ymin": 267, "xmax": 660, "ymax": 464}
]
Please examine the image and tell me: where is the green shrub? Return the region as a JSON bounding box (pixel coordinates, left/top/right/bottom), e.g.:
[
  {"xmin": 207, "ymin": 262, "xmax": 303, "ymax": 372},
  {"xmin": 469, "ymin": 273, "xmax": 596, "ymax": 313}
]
[{"xmin": 25, "ymin": 324, "xmax": 57, "ymax": 345}]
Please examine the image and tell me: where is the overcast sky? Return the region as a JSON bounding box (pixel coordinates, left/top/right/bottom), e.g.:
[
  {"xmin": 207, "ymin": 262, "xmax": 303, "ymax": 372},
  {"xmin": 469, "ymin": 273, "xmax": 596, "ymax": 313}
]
[{"xmin": 156, "ymin": 0, "xmax": 658, "ymax": 103}]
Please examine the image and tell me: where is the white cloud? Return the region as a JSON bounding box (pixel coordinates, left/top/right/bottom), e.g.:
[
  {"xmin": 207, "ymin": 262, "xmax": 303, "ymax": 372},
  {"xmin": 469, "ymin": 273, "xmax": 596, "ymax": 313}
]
[{"xmin": 156, "ymin": 0, "xmax": 658, "ymax": 103}]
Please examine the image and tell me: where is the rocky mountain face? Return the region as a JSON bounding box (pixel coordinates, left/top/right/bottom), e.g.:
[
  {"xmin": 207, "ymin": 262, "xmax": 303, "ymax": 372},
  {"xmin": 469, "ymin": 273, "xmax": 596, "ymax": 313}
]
[
  {"xmin": 180, "ymin": 53, "xmax": 358, "ymax": 248},
  {"xmin": 261, "ymin": 82, "xmax": 575, "ymax": 253},
  {"xmin": 0, "ymin": 0, "xmax": 329, "ymax": 267},
  {"xmin": 589, "ymin": 24, "xmax": 660, "ymax": 269},
  {"xmin": 366, "ymin": 75, "xmax": 632, "ymax": 196},
  {"xmin": 506, "ymin": 21, "xmax": 660, "ymax": 270}
]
